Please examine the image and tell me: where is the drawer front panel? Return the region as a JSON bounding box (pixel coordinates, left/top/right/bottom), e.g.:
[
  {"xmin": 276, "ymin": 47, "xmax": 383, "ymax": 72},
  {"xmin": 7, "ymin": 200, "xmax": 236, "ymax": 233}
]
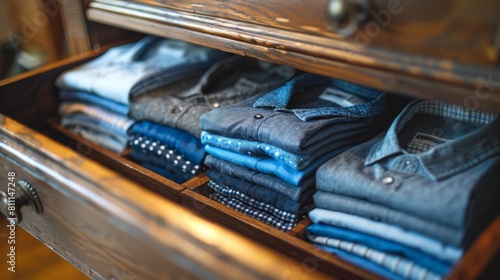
[
  {"xmin": 0, "ymin": 113, "xmax": 330, "ymax": 279},
  {"xmin": 146, "ymin": 0, "xmax": 499, "ymax": 66},
  {"xmin": 0, "ymin": 147, "xmax": 190, "ymax": 279}
]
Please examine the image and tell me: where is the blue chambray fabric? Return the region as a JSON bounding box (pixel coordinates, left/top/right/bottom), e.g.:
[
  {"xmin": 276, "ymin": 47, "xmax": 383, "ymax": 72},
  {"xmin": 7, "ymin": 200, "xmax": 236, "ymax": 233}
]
[
  {"xmin": 314, "ymin": 238, "xmax": 442, "ymax": 280},
  {"xmin": 59, "ymin": 102, "xmax": 134, "ymax": 152},
  {"xmin": 309, "ymin": 208, "xmax": 463, "ymax": 263},
  {"xmin": 317, "ymin": 245, "xmax": 406, "ymax": 280},
  {"xmin": 128, "ymin": 135, "xmax": 203, "ymax": 183},
  {"xmin": 204, "ymin": 155, "xmax": 313, "ymax": 201},
  {"xmin": 59, "ymin": 102, "xmax": 134, "ymax": 136},
  {"xmin": 56, "ymin": 36, "xmax": 229, "ymax": 104},
  {"xmin": 209, "ymin": 191, "xmax": 299, "ymax": 232},
  {"xmin": 130, "ymin": 121, "xmax": 206, "ymax": 165},
  {"xmin": 314, "ymin": 190, "xmax": 464, "ymax": 246},
  {"xmin": 316, "ymin": 100, "xmax": 500, "ymax": 242},
  {"xmin": 130, "ymin": 55, "xmax": 296, "ymax": 138},
  {"xmin": 200, "ymin": 73, "xmax": 386, "ymax": 154},
  {"xmin": 306, "ymin": 223, "xmax": 451, "ymax": 276},
  {"xmin": 205, "ymin": 145, "xmax": 348, "ymax": 187},
  {"xmin": 66, "ymin": 125, "xmax": 128, "ymax": 153},
  {"xmin": 207, "ymin": 180, "xmax": 301, "ymax": 223},
  {"xmin": 59, "ymin": 91, "xmax": 129, "ymax": 115},
  {"xmin": 207, "ymin": 169, "xmax": 312, "ymax": 214},
  {"xmin": 201, "ymin": 131, "xmax": 360, "ymax": 170}
]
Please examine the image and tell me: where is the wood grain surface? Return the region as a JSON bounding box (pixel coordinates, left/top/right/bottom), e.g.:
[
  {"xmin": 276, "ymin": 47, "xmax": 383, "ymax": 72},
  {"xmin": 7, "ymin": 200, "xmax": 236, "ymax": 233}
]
[
  {"xmin": 0, "ymin": 216, "xmax": 88, "ymax": 280},
  {"xmin": 145, "ymin": 0, "xmax": 500, "ymax": 66},
  {"xmin": 0, "ymin": 114, "xmax": 332, "ymax": 279},
  {"xmin": 86, "ymin": 0, "xmax": 500, "ymax": 114}
]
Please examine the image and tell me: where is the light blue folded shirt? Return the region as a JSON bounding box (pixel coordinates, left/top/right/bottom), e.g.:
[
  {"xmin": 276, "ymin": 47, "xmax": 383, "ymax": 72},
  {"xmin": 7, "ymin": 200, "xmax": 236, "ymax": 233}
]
[
  {"xmin": 201, "ymin": 131, "xmax": 362, "ymax": 170},
  {"xmin": 205, "ymin": 145, "xmax": 348, "ymax": 187},
  {"xmin": 309, "ymin": 208, "xmax": 463, "ymax": 264},
  {"xmin": 56, "ymin": 36, "xmax": 227, "ymax": 104}
]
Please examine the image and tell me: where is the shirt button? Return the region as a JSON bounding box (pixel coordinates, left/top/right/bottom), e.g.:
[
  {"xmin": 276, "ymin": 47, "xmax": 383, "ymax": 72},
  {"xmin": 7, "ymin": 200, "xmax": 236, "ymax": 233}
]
[
  {"xmin": 171, "ymin": 105, "xmax": 181, "ymax": 114},
  {"xmin": 405, "ymin": 160, "xmax": 411, "ymax": 165},
  {"xmin": 254, "ymin": 114, "xmax": 264, "ymax": 119},
  {"xmin": 382, "ymin": 176, "xmax": 394, "ymax": 185},
  {"xmin": 212, "ymin": 102, "xmax": 220, "ymax": 108}
]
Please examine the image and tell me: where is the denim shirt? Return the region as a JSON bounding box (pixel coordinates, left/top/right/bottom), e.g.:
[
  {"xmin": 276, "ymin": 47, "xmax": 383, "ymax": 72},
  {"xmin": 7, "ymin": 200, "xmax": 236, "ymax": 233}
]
[
  {"xmin": 207, "ymin": 170, "xmax": 308, "ymax": 214},
  {"xmin": 59, "ymin": 91, "xmax": 129, "ymax": 115},
  {"xmin": 56, "ymin": 36, "xmax": 228, "ymax": 104},
  {"xmin": 306, "ymin": 223, "xmax": 451, "ymax": 276},
  {"xmin": 316, "ymin": 100, "xmax": 500, "ymax": 234},
  {"xmin": 130, "ymin": 55, "xmax": 296, "ymax": 138},
  {"xmin": 309, "ymin": 208, "xmax": 463, "ymax": 263},
  {"xmin": 205, "ymin": 144, "xmax": 347, "ymax": 187},
  {"xmin": 200, "ymin": 73, "xmax": 386, "ymax": 154},
  {"xmin": 201, "ymin": 131, "xmax": 359, "ymax": 170},
  {"xmin": 204, "ymin": 155, "xmax": 314, "ymax": 201},
  {"xmin": 129, "ymin": 121, "xmax": 206, "ymax": 165},
  {"xmin": 128, "ymin": 134, "xmax": 202, "ymax": 183},
  {"xmin": 58, "ymin": 102, "xmax": 134, "ymax": 136},
  {"xmin": 313, "ymin": 190, "xmax": 464, "ymax": 246}
]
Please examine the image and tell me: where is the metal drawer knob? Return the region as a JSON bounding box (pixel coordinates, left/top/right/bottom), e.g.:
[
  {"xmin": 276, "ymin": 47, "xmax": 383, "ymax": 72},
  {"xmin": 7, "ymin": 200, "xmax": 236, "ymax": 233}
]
[
  {"xmin": 0, "ymin": 179, "xmax": 43, "ymax": 224},
  {"xmin": 327, "ymin": 0, "xmax": 370, "ymax": 37}
]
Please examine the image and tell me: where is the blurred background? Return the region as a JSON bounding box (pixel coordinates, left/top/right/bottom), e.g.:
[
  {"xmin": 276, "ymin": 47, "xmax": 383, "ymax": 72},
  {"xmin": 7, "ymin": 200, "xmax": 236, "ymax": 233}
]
[
  {"xmin": 0, "ymin": 0, "xmax": 91, "ymax": 79},
  {"xmin": 0, "ymin": 0, "xmax": 89, "ymax": 278}
]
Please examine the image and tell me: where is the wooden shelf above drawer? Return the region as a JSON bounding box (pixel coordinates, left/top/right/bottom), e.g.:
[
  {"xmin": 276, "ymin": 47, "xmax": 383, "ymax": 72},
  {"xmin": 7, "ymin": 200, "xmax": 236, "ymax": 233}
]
[{"xmin": 86, "ymin": 0, "xmax": 500, "ymax": 113}]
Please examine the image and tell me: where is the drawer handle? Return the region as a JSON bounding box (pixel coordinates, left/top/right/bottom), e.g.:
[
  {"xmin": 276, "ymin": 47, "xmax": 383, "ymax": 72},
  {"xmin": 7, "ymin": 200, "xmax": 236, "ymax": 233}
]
[
  {"xmin": 327, "ymin": 0, "xmax": 370, "ymax": 37},
  {"xmin": 0, "ymin": 179, "xmax": 43, "ymax": 224}
]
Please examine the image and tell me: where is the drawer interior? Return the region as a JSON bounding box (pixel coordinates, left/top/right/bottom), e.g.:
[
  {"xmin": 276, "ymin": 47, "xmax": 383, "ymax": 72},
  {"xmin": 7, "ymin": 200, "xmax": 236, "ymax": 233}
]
[{"xmin": 1, "ymin": 48, "xmax": 499, "ymax": 279}]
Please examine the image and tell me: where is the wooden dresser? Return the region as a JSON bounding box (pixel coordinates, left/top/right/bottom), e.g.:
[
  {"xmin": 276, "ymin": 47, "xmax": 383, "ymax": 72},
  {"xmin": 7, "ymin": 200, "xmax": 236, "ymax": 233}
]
[{"xmin": 0, "ymin": 0, "xmax": 499, "ymax": 279}]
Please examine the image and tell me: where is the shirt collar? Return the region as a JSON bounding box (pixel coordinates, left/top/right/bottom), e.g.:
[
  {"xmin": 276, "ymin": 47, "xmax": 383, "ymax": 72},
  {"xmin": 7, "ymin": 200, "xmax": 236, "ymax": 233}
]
[
  {"xmin": 366, "ymin": 100, "xmax": 500, "ymax": 180},
  {"xmin": 252, "ymin": 73, "xmax": 386, "ymax": 121}
]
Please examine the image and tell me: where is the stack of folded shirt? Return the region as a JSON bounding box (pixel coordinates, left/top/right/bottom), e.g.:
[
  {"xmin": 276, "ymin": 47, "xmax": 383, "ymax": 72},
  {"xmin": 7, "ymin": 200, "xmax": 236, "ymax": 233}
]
[
  {"xmin": 55, "ymin": 35, "xmax": 227, "ymax": 153},
  {"xmin": 200, "ymin": 73, "xmax": 387, "ymax": 231},
  {"xmin": 127, "ymin": 55, "xmax": 297, "ymax": 183},
  {"xmin": 308, "ymin": 100, "xmax": 500, "ymax": 279}
]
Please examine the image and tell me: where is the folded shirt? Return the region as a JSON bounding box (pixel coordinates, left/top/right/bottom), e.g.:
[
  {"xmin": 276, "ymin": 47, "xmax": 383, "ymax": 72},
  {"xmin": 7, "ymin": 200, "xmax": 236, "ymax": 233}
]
[
  {"xmin": 207, "ymin": 180, "xmax": 300, "ymax": 223},
  {"xmin": 59, "ymin": 91, "xmax": 129, "ymax": 115},
  {"xmin": 201, "ymin": 130, "xmax": 362, "ymax": 170},
  {"xmin": 317, "ymin": 245, "xmax": 406, "ymax": 280},
  {"xmin": 56, "ymin": 36, "xmax": 228, "ymax": 104},
  {"xmin": 59, "ymin": 102, "xmax": 134, "ymax": 136},
  {"xmin": 311, "ymin": 236, "xmax": 442, "ymax": 280},
  {"xmin": 200, "ymin": 73, "xmax": 387, "ymax": 154},
  {"xmin": 204, "ymin": 155, "xmax": 313, "ymax": 201},
  {"xmin": 316, "ymin": 100, "xmax": 500, "ymax": 238},
  {"xmin": 128, "ymin": 135, "xmax": 202, "ymax": 183},
  {"xmin": 207, "ymin": 169, "xmax": 312, "ymax": 214},
  {"xmin": 306, "ymin": 223, "xmax": 451, "ymax": 276},
  {"xmin": 66, "ymin": 125, "xmax": 128, "ymax": 153},
  {"xmin": 129, "ymin": 121, "xmax": 206, "ymax": 165},
  {"xmin": 59, "ymin": 102, "xmax": 134, "ymax": 153},
  {"xmin": 205, "ymin": 144, "xmax": 347, "ymax": 187},
  {"xmin": 309, "ymin": 208, "xmax": 462, "ymax": 263},
  {"xmin": 130, "ymin": 55, "xmax": 296, "ymax": 138},
  {"xmin": 209, "ymin": 191, "xmax": 298, "ymax": 232},
  {"xmin": 313, "ymin": 190, "xmax": 464, "ymax": 246}
]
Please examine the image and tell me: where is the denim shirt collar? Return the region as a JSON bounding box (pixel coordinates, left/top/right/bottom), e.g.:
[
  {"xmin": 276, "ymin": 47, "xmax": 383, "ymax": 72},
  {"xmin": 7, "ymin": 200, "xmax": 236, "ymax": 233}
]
[
  {"xmin": 178, "ymin": 56, "xmax": 296, "ymax": 105},
  {"xmin": 365, "ymin": 100, "xmax": 500, "ymax": 180},
  {"xmin": 252, "ymin": 73, "xmax": 387, "ymax": 121}
]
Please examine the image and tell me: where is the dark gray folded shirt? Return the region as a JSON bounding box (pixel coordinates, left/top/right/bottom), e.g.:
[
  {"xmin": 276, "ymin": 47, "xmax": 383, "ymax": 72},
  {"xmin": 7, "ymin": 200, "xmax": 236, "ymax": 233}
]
[
  {"xmin": 130, "ymin": 55, "xmax": 296, "ymax": 138},
  {"xmin": 316, "ymin": 100, "xmax": 500, "ymax": 246}
]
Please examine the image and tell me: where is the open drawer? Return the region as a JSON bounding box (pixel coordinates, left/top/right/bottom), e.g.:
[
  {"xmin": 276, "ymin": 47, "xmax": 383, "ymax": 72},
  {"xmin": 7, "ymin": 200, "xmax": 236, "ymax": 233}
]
[
  {"xmin": 0, "ymin": 50, "xmax": 499, "ymax": 279},
  {"xmin": 0, "ymin": 51, "xmax": 333, "ymax": 280}
]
